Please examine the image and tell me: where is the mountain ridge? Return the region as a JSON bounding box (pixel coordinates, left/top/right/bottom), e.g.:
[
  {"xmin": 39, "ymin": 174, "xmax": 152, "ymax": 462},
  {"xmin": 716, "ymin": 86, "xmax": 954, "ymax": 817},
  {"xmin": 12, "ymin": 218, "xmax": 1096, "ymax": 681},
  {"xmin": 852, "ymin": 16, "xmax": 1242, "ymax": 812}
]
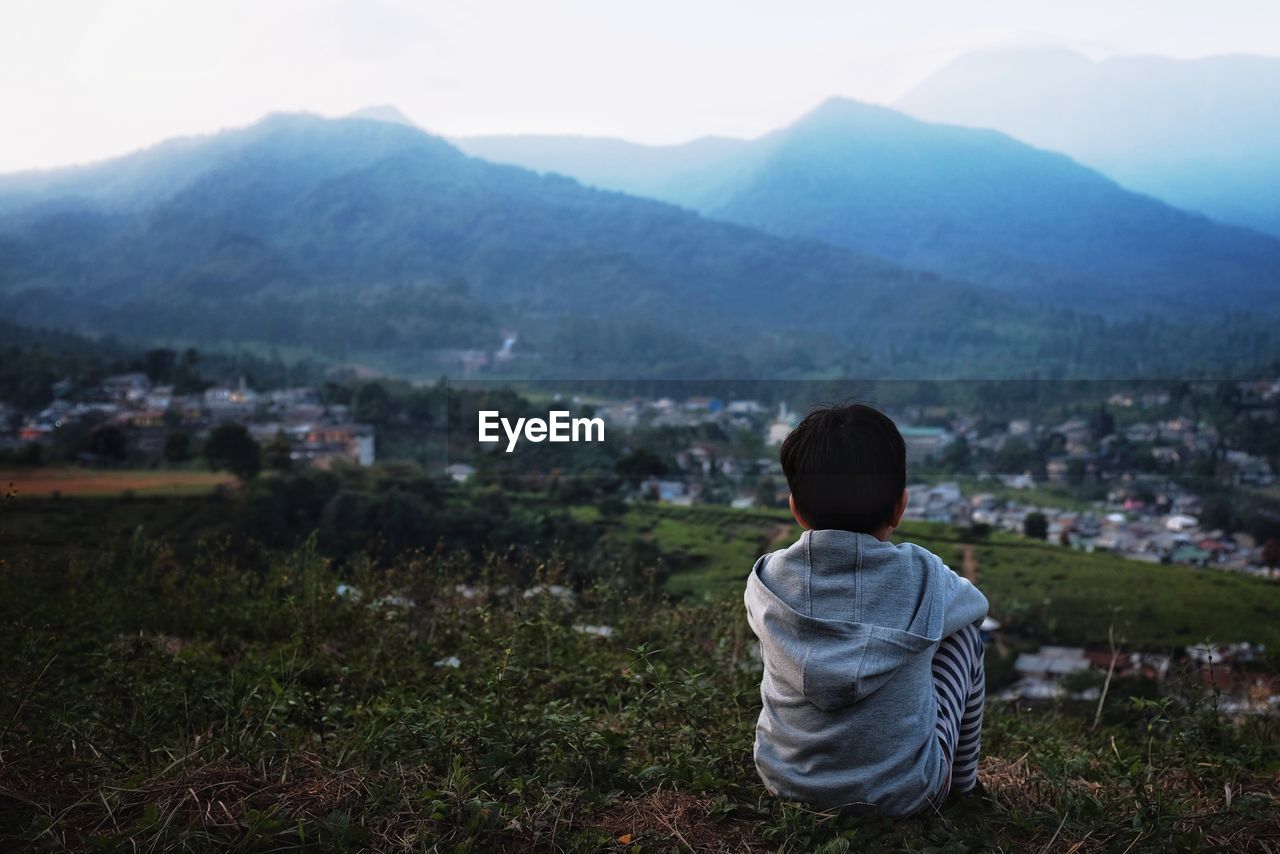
[
  {"xmin": 457, "ymin": 96, "xmax": 1280, "ymax": 315},
  {"xmin": 1, "ymin": 111, "xmax": 1114, "ymax": 379},
  {"xmin": 896, "ymin": 48, "xmax": 1280, "ymax": 235}
]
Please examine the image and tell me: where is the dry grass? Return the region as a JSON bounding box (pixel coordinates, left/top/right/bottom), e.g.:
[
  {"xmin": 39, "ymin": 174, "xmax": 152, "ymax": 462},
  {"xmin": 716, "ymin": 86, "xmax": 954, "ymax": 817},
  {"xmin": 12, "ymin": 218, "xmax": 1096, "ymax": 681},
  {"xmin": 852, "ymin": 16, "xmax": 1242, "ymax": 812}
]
[
  {"xmin": 2, "ymin": 468, "xmax": 239, "ymax": 501},
  {"xmin": 594, "ymin": 788, "xmax": 764, "ymax": 852},
  {"xmin": 1, "ymin": 467, "xmax": 236, "ymax": 498}
]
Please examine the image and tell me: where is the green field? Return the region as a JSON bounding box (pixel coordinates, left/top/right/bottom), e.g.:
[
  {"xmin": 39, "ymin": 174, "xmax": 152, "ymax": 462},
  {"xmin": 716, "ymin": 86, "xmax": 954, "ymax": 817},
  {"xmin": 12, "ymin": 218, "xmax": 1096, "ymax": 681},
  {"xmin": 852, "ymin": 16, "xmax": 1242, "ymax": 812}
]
[
  {"xmin": 579, "ymin": 504, "xmax": 1280, "ymax": 653},
  {"xmin": 0, "ymin": 493, "xmax": 236, "ymax": 565},
  {"xmin": 580, "ymin": 504, "xmax": 800, "ymax": 600}
]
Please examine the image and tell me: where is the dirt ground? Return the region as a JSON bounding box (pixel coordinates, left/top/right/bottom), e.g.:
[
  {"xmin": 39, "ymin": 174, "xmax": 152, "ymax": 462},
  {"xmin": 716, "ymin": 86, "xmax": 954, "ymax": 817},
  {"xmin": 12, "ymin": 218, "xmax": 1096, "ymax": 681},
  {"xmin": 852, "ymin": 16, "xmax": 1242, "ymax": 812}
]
[{"xmin": 0, "ymin": 468, "xmax": 236, "ymax": 498}]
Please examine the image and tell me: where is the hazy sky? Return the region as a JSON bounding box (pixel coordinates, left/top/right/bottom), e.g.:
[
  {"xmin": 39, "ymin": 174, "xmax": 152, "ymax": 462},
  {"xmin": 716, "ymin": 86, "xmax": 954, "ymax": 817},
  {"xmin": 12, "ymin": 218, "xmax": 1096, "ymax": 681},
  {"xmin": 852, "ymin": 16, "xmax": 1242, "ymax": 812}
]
[{"xmin": 3, "ymin": 0, "xmax": 1279, "ymax": 173}]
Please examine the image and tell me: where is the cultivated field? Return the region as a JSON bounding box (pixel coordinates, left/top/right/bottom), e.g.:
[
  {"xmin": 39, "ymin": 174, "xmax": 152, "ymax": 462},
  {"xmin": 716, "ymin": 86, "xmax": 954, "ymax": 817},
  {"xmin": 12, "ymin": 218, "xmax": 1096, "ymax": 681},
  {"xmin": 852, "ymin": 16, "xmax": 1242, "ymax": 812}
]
[{"xmin": 0, "ymin": 467, "xmax": 236, "ymax": 498}]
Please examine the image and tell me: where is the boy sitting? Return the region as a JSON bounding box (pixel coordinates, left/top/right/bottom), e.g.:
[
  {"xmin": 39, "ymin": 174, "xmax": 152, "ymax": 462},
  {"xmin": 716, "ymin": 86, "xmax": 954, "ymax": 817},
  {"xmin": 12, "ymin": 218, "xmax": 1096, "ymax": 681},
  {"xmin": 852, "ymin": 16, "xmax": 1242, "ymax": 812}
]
[{"xmin": 744, "ymin": 403, "xmax": 988, "ymax": 816}]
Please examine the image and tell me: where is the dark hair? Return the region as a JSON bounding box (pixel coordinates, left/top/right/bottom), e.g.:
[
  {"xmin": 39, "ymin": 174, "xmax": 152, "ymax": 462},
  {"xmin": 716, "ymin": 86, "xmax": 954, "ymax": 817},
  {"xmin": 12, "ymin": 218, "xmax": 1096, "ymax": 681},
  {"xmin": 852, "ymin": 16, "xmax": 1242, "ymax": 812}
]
[{"xmin": 780, "ymin": 403, "xmax": 906, "ymax": 533}]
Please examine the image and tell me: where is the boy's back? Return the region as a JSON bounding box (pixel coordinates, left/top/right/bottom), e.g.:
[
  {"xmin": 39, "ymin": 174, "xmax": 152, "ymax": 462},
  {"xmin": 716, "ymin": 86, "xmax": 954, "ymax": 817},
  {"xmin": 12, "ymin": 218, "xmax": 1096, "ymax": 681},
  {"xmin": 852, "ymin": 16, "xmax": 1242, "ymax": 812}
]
[
  {"xmin": 745, "ymin": 530, "xmax": 988, "ymax": 816},
  {"xmin": 744, "ymin": 402, "xmax": 988, "ymax": 817}
]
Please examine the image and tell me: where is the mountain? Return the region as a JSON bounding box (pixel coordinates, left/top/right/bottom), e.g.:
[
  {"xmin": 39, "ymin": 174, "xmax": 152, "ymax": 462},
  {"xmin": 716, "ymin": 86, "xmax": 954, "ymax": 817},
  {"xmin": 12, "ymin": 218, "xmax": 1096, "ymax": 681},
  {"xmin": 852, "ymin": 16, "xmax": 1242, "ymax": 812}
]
[
  {"xmin": 705, "ymin": 98, "xmax": 1280, "ymax": 313},
  {"xmin": 455, "ymin": 134, "xmax": 756, "ymax": 211},
  {"xmin": 459, "ymin": 98, "xmax": 1280, "ymax": 316},
  {"xmin": 897, "ymin": 48, "xmax": 1280, "ymax": 236},
  {"xmin": 0, "ymin": 112, "xmax": 1105, "ymax": 379}
]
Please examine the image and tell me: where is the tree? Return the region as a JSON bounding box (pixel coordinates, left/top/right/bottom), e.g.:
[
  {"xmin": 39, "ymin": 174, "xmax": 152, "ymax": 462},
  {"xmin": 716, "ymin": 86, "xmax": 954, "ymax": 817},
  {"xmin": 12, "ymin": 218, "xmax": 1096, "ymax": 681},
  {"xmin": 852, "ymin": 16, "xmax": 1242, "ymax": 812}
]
[
  {"xmin": 164, "ymin": 430, "xmax": 192, "ymax": 463},
  {"xmin": 992, "ymin": 438, "xmax": 1039, "ymax": 477},
  {"xmin": 1024, "ymin": 511, "xmax": 1049, "ymax": 540},
  {"xmin": 730, "ymin": 428, "xmax": 766, "ymax": 462},
  {"xmin": 143, "ymin": 348, "xmax": 176, "ymax": 384},
  {"xmin": 941, "ymin": 434, "xmax": 972, "ymax": 473},
  {"xmin": 1092, "ymin": 405, "xmax": 1116, "ymax": 440},
  {"xmin": 353, "ymin": 382, "xmax": 392, "ymax": 424},
  {"xmin": 616, "ymin": 448, "xmax": 668, "ymax": 483},
  {"xmin": 204, "ymin": 423, "xmax": 261, "ymax": 480},
  {"xmin": 1262, "ymin": 538, "xmax": 1280, "ymax": 569},
  {"xmin": 754, "ymin": 476, "xmax": 778, "ymax": 508},
  {"xmin": 87, "ymin": 425, "xmax": 128, "ymax": 463},
  {"xmin": 174, "ymin": 348, "xmax": 206, "ymax": 394},
  {"xmin": 262, "ymin": 431, "xmax": 293, "ymax": 471}
]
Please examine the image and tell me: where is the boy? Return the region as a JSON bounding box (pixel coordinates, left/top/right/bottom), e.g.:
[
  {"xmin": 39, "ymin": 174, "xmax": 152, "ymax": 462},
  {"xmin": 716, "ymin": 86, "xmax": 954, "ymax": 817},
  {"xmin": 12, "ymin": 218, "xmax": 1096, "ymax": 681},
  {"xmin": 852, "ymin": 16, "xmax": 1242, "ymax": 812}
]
[{"xmin": 744, "ymin": 403, "xmax": 988, "ymax": 817}]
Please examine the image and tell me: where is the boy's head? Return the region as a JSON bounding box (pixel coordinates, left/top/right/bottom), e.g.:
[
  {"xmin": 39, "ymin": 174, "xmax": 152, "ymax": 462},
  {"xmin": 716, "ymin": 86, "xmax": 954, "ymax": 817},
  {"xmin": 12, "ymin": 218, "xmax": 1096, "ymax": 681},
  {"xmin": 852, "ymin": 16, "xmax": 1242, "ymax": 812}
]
[{"xmin": 780, "ymin": 403, "xmax": 907, "ymax": 535}]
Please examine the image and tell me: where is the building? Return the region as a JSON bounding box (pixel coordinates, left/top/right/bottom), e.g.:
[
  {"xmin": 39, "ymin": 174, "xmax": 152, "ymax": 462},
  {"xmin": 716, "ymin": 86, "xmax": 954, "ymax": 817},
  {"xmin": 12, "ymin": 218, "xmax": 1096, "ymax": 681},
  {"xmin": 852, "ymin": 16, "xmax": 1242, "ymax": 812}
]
[
  {"xmin": 899, "ymin": 426, "xmax": 953, "ymax": 462},
  {"xmin": 1014, "ymin": 646, "xmax": 1090, "ymax": 680},
  {"xmin": 301, "ymin": 423, "xmax": 376, "ymax": 467},
  {"xmin": 102, "ymin": 373, "xmax": 151, "ymax": 403},
  {"xmin": 204, "ymin": 378, "xmax": 258, "ymax": 419},
  {"xmin": 446, "ymin": 463, "xmax": 476, "ymax": 483}
]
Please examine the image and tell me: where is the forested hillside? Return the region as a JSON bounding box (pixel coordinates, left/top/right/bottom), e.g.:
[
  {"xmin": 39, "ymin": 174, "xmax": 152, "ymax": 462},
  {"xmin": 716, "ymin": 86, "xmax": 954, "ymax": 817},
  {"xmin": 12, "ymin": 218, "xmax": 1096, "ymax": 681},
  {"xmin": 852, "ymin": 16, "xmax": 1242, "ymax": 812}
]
[
  {"xmin": 3, "ymin": 113, "xmax": 1277, "ymax": 379},
  {"xmin": 460, "ymin": 99, "xmax": 1280, "ymax": 317}
]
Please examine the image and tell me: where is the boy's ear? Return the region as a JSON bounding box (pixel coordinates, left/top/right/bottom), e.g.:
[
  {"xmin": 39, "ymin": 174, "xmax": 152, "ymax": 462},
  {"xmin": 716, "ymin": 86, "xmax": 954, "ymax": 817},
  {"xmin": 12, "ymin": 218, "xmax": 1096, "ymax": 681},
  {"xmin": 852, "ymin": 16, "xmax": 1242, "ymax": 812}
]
[
  {"xmin": 889, "ymin": 488, "xmax": 909, "ymax": 528},
  {"xmin": 788, "ymin": 493, "xmax": 812, "ymax": 530}
]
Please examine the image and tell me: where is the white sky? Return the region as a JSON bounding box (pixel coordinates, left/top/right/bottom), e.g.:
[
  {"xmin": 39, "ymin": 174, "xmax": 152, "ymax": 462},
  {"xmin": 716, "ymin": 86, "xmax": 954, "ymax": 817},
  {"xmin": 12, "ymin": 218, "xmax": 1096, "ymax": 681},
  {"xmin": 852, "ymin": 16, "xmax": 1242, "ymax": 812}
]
[{"xmin": 2, "ymin": 0, "xmax": 1278, "ymax": 173}]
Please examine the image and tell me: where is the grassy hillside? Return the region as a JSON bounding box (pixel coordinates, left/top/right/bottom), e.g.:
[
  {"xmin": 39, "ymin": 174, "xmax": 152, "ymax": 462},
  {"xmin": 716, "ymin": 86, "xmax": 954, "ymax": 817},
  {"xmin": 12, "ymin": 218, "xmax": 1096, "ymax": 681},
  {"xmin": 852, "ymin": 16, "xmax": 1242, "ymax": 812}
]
[
  {"xmin": 2, "ymin": 529, "xmax": 1278, "ymax": 851},
  {"xmin": 587, "ymin": 504, "xmax": 1280, "ymax": 653},
  {"xmin": 7, "ymin": 492, "xmax": 1280, "ymax": 654}
]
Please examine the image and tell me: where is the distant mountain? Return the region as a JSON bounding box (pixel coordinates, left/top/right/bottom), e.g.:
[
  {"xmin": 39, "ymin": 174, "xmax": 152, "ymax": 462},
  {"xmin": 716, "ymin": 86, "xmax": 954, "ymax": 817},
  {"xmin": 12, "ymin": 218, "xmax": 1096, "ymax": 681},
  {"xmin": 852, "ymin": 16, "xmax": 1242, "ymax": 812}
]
[
  {"xmin": 897, "ymin": 48, "xmax": 1280, "ymax": 235},
  {"xmin": 455, "ymin": 134, "xmax": 756, "ymax": 211},
  {"xmin": 707, "ymin": 98, "xmax": 1280, "ymax": 313},
  {"xmin": 460, "ymin": 98, "xmax": 1280, "ymax": 315},
  {"xmin": 0, "ymin": 112, "xmax": 1107, "ymax": 379}
]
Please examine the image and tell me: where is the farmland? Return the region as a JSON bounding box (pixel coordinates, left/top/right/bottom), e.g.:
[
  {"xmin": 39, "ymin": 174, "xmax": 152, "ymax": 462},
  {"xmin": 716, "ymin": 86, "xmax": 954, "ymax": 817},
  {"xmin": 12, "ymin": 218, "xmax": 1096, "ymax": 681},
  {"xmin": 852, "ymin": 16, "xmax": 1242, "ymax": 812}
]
[{"xmin": 1, "ymin": 467, "xmax": 236, "ymax": 498}]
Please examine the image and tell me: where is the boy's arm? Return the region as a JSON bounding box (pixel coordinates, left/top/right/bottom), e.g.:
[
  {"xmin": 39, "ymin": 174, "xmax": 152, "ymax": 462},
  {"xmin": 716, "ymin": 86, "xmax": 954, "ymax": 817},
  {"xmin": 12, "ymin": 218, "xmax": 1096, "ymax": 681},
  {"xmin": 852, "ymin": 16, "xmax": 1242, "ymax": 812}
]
[{"xmin": 937, "ymin": 554, "xmax": 989, "ymax": 637}]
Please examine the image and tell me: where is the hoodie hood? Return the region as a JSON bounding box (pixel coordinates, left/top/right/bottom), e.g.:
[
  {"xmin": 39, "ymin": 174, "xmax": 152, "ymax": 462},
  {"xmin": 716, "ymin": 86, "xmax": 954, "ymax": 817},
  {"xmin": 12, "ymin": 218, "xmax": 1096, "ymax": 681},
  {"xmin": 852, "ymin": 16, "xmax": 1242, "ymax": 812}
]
[
  {"xmin": 745, "ymin": 530, "xmax": 987, "ymax": 711},
  {"xmin": 746, "ymin": 569, "xmax": 936, "ymax": 711}
]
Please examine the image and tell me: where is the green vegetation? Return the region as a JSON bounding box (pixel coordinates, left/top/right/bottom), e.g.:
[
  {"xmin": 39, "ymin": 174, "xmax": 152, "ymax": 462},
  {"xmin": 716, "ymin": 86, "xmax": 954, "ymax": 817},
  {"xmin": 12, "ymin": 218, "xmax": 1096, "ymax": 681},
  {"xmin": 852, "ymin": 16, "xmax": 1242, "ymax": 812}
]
[
  {"xmin": 0, "ymin": 320, "xmax": 328, "ymax": 412},
  {"xmin": 8, "ymin": 482, "xmax": 1280, "ymax": 655},
  {"xmin": 885, "ymin": 523, "xmax": 1280, "ymax": 654},
  {"xmin": 580, "ymin": 504, "xmax": 799, "ymax": 601},
  {"xmin": 3, "ymin": 520, "xmax": 1279, "ymax": 851}
]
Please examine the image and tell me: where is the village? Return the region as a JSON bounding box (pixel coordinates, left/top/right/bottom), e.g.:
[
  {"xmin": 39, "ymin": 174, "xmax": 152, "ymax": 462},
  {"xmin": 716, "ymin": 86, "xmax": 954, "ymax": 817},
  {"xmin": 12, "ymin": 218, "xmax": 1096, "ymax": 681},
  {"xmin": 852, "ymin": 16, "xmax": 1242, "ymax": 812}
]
[
  {"xmin": 593, "ymin": 386, "xmax": 1279, "ymax": 578},
  {"xmin": 0, "ymin": 373, "xmax": 375, "ymax": 469},
  {"xmin": 4, "ymin": 375, "xmax": 1278, "ymax": 584}
]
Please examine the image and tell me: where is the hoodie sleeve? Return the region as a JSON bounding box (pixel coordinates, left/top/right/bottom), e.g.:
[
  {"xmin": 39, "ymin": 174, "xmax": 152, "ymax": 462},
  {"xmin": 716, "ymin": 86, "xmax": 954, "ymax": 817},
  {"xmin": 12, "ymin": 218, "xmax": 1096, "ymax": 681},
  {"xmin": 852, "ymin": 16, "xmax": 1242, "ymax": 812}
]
[{"xmin": 936, "ymin": 555, "xmax": 989, "ymax": 638}]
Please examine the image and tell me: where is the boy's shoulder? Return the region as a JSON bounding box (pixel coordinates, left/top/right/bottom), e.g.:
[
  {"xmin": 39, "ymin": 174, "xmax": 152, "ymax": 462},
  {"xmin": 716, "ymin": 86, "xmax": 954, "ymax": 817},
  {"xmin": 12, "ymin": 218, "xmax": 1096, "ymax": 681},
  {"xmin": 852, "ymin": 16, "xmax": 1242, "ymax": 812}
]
[
  {"xmin": 890, "ymin": 539, "xmax": 976, "ymax": 588},
  {"xmin": 894, "ymin": 539, "xmax": 946, "ymax": 565}
]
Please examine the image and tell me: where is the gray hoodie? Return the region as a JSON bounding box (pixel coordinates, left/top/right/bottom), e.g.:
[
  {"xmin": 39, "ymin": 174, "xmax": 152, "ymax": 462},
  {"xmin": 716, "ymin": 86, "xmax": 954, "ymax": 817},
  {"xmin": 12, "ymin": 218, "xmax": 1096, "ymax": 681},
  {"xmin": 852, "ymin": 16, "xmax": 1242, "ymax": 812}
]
[{"xmin": 744, "ymin": 529, "xmax": 988, "ymax": 817}]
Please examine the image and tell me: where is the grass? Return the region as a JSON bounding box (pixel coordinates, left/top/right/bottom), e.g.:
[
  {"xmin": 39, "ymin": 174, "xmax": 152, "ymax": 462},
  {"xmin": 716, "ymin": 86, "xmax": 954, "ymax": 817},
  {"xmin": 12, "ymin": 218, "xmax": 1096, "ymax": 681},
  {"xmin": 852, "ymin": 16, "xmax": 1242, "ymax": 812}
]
[
  {"xmin": 567, "ymin": 503, "xmax": 798, "ymax": 600},
  {"xmin": 6, "ymin": 491, "xmax": 1280, "ymax": 656},
  {"xmin": 587, "ymin": 503, "xmax": 1280, "ymax": 654},
  {"xmin": 903, "ymin": 528, "xmax": 1280, "ymax": 653},
  {"xmin": 2, "ymin": 536, "xmax": 1278, "ymax": 851},
  {"xmin": 614, "ymin": 505, "xmax": 798, "ymax": 601},
  {"xmin": 0, "ymin": 493, "xmax": 236, "ymax": 565}
]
